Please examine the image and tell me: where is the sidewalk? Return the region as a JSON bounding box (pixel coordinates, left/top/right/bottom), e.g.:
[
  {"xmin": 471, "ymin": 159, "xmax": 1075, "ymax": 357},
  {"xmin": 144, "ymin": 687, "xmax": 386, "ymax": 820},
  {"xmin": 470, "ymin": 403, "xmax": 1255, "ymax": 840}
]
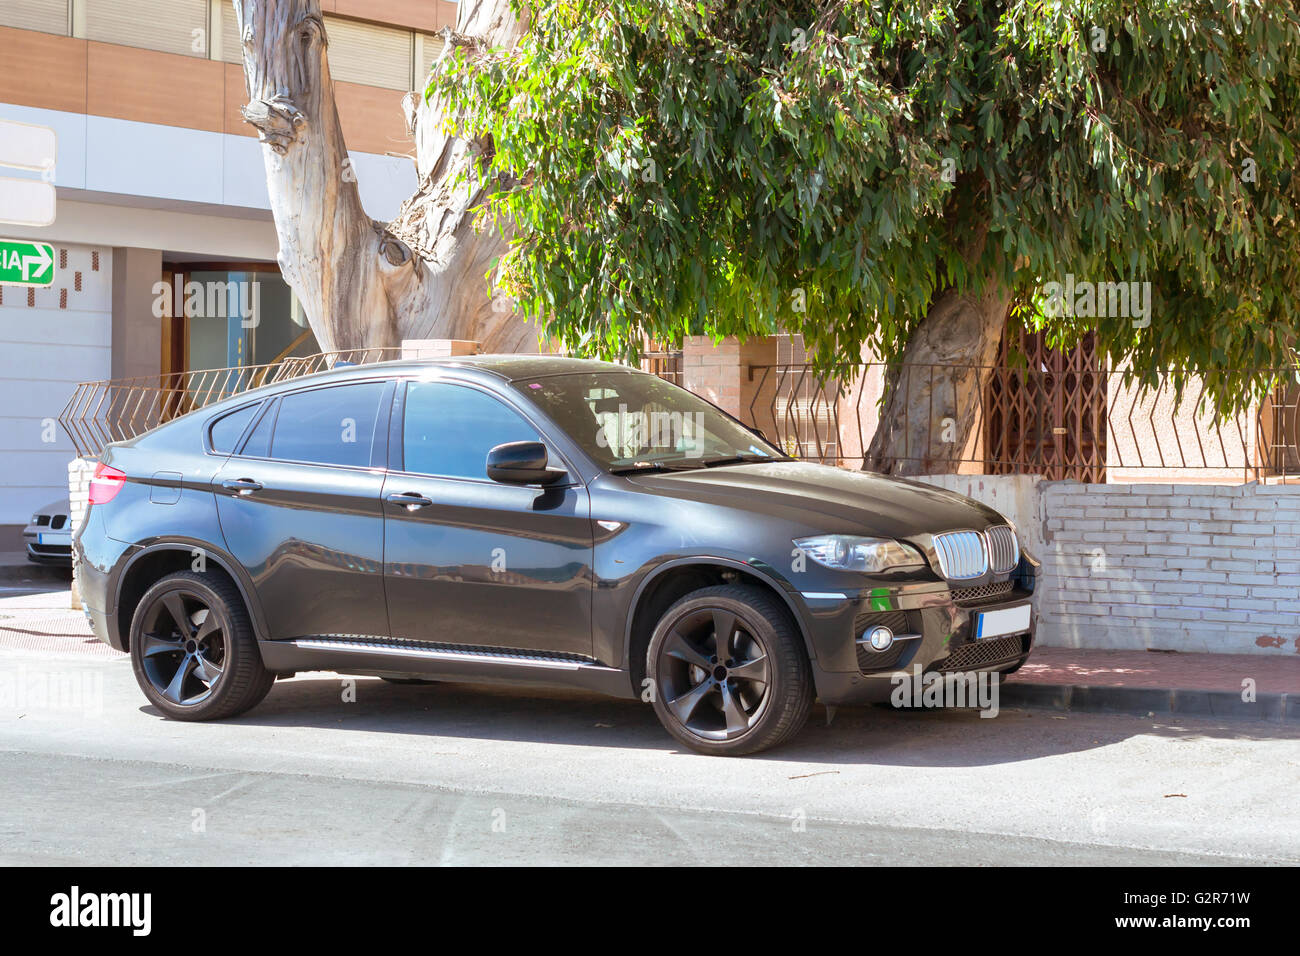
[{"xmin": 1004, "ymin": 647, "xmax": 1300, "ymax": 721}]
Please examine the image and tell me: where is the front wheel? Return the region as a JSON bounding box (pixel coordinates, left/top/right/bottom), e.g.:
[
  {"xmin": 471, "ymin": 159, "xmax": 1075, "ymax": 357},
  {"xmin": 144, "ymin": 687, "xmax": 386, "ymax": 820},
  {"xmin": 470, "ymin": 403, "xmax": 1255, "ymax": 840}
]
[
  {"xmin": 647, "ymin": 585, "xmax": 814, "ymax": 756},
  {"xmin": 129, "ymin": 571, "xmax": 274, "ymax": 721}
]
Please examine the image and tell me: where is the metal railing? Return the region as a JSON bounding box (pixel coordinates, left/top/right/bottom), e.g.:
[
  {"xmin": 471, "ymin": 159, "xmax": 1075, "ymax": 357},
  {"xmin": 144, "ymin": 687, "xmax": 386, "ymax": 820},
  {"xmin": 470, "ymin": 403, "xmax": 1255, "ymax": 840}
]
[
  {"xmin": 62, "ymin": 345, "xmax": 1300, "ymax": 483},
  {"xmin": 59, "ymin": 348, "xmax": 401, "ymax": 458},
  {"xmin": 744, "ymin": 363, "xmax": 1300, "ymax": 483}
]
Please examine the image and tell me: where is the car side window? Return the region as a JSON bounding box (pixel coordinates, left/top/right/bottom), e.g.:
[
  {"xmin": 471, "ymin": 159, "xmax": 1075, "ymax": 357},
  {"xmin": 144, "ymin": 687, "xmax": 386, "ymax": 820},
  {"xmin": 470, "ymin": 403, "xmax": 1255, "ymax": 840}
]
[
  {"xmin": 403, "ymin": 381, "xmax": 541, "ymax": 480},
  {"xmin": 270, "ymin": 382, "xmax": 386, "ymax": 467},
  {"xmin": 209, "ymin": 403, "xmax": 260, "ymax": 454}
]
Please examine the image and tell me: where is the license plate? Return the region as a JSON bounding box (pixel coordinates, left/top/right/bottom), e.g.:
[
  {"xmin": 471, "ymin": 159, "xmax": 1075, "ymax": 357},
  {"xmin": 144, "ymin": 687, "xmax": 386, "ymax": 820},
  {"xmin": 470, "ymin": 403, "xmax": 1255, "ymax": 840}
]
[
  {"xmin": 38, "ymin": 532, "xmax": 69, "ymax": 545},
  {"xmin": 974, "ymin": 603, "xmax": 1031, "ymax": 639}
]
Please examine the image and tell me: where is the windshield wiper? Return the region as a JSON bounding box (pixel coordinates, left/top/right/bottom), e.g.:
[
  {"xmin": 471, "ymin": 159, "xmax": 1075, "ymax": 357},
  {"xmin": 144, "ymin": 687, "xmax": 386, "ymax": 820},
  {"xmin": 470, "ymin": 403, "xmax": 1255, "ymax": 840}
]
[
  {"xmin": 699, "ymin": 454, "xmax": 781, "ymax": 468},
  {"xmin": 608, "ymin": 461, "xmax": 689, "ymax": 475}
]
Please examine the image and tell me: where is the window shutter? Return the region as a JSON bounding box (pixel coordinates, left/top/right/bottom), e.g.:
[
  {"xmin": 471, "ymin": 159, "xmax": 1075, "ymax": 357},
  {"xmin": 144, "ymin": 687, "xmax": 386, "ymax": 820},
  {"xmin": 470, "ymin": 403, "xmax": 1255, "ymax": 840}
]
[
  {"xmin": 83, "ymin": 0, "xmax": 209, "ymax": 58},
  {"xmin": 0, "ymin": 0, "xmax": 69, "ymax": 35},
  {"xmin": 218, "ymin": 1, "xmax": 243, "ymax": 65},
  {"xmin": 323, "ymin": 15, "xmax": 413, "ymax": 91},
  {"xmin": 416, "ymin": 33, "xmax": 447, "ymax": 86}
]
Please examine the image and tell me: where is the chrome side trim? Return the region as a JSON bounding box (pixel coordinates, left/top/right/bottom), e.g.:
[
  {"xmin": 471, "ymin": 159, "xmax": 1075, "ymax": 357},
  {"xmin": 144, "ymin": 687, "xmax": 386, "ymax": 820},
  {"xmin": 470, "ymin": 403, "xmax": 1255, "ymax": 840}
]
[
  {"xmin": 801, "ymin": 591, "xmax": 849, "ymax": 601},
  {"xmin": 855, "ymin": 632, "xmax": 922, "ymax": 646},
  {"xmin": 291, "ymin": 638, "xmax": 619, "ymax": 672}
]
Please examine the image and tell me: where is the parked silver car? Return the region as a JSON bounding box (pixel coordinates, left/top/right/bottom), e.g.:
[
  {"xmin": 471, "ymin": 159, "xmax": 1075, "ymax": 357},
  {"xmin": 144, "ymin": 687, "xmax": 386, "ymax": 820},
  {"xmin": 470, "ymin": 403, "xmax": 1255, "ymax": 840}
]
[{"xmin": 23, "ymin": 498, "xmax": 73, "ymax": 565}]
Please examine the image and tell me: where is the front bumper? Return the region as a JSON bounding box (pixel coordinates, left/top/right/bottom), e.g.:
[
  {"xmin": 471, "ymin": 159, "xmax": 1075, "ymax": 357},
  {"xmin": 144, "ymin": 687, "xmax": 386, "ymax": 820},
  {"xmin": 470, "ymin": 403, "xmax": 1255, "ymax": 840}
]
[
  {"xmin": 23, "ymin": 529, "xmax": 72, "ymax": 566},
  {"xmin": 802, "ymin": 552, "xmax": 1039, "ymax": 706}
]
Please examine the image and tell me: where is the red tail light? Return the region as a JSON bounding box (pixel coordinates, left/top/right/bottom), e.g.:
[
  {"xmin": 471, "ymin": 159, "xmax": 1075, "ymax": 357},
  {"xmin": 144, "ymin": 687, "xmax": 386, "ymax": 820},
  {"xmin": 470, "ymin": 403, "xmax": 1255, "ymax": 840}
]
[{"xmin": 89, "ymin": 462, "xmax": 127, "ymax": 505}]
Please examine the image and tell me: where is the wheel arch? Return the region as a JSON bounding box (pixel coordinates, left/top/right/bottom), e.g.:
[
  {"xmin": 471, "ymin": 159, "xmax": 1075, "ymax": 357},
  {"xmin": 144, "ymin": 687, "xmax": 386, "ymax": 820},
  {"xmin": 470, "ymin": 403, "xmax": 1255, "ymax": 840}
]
[
  {"xmin": 115, "ymin": 540, "xmax": 266, "ymax": 650},
  {"xmin": 623, "ymin": 556, "xmax": 813, "ymax": 692}
]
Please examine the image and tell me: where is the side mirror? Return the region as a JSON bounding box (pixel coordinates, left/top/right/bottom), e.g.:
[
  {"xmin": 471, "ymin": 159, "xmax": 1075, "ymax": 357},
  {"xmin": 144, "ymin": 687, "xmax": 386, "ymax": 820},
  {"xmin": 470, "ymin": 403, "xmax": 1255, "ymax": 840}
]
[{"xmin": 486, "ymin": 441, "xmax": 564, "ymax": 485}]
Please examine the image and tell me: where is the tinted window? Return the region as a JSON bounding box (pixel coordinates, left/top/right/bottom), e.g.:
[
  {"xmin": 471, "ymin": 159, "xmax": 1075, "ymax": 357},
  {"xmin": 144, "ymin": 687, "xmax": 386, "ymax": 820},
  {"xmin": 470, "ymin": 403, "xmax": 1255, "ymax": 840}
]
[
  {"xmin": 271, "ymin": 383, "xmax": 386, "ymax": 467},
  {"xmin": 403, "ymin": 382, "xmax": 540, "ymax": 479},
  {"xmin": 209, "ymin": 403, "xmax": 259, "ymax": 454}
]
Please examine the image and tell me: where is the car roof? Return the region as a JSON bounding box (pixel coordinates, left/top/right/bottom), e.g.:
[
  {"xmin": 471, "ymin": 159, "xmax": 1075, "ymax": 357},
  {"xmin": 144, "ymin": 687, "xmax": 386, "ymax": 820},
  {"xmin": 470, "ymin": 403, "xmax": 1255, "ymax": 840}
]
[
  {"xmin": 186, "ymin": 355, "xmax": 656, "ymax": 425},
  {"xmin": 262, "ymin": 354, "xmax": 645, "ymax": 392},
  {"xmin": 368, "ymin": 354, "xmax": 631, "ymax": 380}
]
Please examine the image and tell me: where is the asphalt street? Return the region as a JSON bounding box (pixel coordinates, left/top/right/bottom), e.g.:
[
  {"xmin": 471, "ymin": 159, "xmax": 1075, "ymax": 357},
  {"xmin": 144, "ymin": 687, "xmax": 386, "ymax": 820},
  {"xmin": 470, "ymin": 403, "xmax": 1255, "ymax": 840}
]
[{"xmin": 2, "ymin": 620, "xmax": 1297, "ymax": 865}]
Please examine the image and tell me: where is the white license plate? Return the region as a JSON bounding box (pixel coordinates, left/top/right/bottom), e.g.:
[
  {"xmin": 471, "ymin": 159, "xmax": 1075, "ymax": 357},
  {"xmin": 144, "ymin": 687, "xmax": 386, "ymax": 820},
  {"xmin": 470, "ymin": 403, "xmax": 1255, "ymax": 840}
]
[
  {"xmin": 38, "ymin": 532, "xmax": 69, "ymax": 545},
  {"xmin": 974, "ymin": 603, "xmax": 1031, "ymax": 639}
]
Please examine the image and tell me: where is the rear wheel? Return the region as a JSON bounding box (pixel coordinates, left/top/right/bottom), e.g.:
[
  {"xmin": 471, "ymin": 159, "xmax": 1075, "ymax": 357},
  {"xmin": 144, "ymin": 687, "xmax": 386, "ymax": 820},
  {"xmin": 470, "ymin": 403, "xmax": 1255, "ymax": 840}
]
[
  {"xmin": 129, "ymin": 571, "xmax": 274, "ymax": 721},
  {"xmin": 647, "ymin": 585, "xmax": 813, "ymax": 756}
]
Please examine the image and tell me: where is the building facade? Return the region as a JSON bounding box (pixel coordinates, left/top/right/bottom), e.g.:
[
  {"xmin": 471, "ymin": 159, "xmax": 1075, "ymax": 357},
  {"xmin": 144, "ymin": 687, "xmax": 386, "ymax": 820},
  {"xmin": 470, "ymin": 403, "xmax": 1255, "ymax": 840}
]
[{"xmin": 0, "ymin": 0, "xmax": 458, "ymax": 523}]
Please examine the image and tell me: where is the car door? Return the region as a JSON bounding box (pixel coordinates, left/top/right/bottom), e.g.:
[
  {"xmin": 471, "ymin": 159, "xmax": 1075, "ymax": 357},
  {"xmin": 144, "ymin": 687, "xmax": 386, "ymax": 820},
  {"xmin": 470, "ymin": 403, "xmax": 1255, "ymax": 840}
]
[
  {"xmin": 382, "ymin": 378, "xmax": 594, "ymax": 659},
  {"xmin": 213, "ymin": 379, "xmax": 394, "ymax": 643}
]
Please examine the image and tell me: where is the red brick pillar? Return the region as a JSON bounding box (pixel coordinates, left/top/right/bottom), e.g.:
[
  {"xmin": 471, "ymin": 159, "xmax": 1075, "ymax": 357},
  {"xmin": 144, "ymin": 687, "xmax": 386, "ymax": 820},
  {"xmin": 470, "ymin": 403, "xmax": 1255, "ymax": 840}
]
[
  {"xmin": 681, "ymin": 335, "xmax": 781, "ymax": 444},
  {"xmin": 401, "ymin": 339, "xmax": 480, "ymax": 359}
]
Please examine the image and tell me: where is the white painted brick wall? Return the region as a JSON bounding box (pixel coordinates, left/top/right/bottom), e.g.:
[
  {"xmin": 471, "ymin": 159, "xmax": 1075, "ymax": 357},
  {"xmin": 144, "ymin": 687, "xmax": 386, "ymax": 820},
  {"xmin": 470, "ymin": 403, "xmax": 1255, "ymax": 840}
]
[
  {"xmin": 67, "ymin": 457, "xmax": 95, "ymax": 611},
  {"xmin": 916, "ymin": 475, "xmax": 1300, "ymax": 655}
]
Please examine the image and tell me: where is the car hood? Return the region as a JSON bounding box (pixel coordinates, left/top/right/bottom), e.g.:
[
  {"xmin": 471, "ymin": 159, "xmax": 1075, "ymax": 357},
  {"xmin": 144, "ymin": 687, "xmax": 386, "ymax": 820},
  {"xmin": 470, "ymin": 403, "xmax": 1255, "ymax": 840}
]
[{"xmin": 626, "ymin": 461, "xmax": 1007, "ymax": 540}]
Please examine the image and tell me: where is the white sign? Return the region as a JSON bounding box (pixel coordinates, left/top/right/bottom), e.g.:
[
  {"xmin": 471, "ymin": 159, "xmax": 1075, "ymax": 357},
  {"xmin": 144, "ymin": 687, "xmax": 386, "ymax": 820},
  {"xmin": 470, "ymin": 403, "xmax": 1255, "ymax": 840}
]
[
  {"xmin": 0, "ymin": 119, "xmax": 57, "ymax": 226},
  {"xmin": 0, "ymin": 118, "xmax": 57, "ymax": 171},
  {"xmin": 0, "ymin": 178, "xmax": 56, "ymax": 227}
]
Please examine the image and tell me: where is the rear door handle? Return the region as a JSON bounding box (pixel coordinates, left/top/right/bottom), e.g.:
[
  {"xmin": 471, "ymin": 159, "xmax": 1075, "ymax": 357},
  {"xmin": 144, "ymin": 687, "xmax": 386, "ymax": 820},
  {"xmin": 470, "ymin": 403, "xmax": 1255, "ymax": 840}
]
[
  {"xmin": 386, "ymin": 491, "xmax": 433, "ymax": 510},
  {"xmin": 222, "ymin": 478, "xmax": 263, "ymax": 495}
]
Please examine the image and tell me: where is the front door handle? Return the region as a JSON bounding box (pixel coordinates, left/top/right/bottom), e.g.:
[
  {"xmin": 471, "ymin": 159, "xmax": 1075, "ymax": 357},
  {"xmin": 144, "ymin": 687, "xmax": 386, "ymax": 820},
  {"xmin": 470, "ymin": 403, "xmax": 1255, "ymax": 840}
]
[
  {"xmin": 222, "ymin": 478, "xmax": 263, "ymax": 495},
  {"xmin": 386, "ymin": 491, "xmax": 433, "ymax": 511}
]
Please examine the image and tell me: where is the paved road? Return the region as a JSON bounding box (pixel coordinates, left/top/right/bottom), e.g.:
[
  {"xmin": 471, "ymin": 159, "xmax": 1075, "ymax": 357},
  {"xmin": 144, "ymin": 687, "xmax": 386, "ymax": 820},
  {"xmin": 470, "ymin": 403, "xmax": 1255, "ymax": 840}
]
[{"xmin": 2, "ymin": 635, "xmax": 1297, "ymax": 865}]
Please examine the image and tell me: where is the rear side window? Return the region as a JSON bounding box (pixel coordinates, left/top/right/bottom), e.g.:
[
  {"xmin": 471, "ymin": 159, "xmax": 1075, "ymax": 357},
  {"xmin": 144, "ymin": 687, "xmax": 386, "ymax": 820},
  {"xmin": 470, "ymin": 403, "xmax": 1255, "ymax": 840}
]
[
  {"xmin": 271, "ymin": 383, "xmax": 387, "ymax": 467},
  {"xmin": 209, "ymin": 403, "xmax": 260, "ymax": 454},
  {"xmin": 403, "ymin": 382, "xmax": 540, "ymax": 479}
]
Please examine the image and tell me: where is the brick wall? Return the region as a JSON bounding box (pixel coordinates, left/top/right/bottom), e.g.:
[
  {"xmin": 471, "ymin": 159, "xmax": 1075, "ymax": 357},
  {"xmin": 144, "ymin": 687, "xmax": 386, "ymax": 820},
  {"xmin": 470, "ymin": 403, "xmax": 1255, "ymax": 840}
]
[
  {"xmin": 917, "ymin": 475, "xmax": 1300, "ymax": 655},
  {"xmin": 681, "ymin": 336, "xmax": 781, "ymax": 441},
  {"xmin": 67, "ymin": 457, "xmax": 94, "ymax": 611}
]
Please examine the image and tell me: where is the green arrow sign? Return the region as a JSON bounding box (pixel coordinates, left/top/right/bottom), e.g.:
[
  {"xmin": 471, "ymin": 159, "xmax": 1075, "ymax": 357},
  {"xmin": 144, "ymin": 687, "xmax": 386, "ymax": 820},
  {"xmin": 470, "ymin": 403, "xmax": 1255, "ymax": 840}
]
[{"xmin": 0, "ymin": 238, "xmax": 55, "ymax": 286}]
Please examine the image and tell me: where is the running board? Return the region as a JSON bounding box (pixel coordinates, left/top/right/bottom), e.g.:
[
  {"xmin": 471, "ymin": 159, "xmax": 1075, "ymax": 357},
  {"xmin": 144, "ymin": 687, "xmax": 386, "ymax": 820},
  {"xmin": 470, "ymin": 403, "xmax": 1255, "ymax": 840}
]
[
  {"xmin": 258, "ymin": 637, "xmax": 636, "ymax": 699},
  {"xmin": 292, "ymin": 638, "xmax": 602, "ymax": 671}
]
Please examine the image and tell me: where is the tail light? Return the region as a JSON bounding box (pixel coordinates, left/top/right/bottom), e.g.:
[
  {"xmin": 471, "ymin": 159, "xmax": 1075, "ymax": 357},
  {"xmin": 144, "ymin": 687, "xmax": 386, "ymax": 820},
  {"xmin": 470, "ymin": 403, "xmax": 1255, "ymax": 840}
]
[{"xmin": 88, "ymin": 462, "xmax": 126, "ymax": 505}]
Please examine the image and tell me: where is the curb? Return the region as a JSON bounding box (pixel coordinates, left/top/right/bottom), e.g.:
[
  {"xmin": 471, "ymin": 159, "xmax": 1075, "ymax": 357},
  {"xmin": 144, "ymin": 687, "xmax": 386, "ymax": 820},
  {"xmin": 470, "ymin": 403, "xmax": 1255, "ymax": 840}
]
[{"xmin": 1001, "ymin": 682, "xmax": 1298, "ymax": 722}]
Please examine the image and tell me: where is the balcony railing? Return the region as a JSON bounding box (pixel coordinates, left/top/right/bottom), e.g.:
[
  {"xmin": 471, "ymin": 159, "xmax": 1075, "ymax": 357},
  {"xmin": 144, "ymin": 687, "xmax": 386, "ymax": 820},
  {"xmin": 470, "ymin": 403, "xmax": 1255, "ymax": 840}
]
[
  {"xmin": 59, "ymin": 349, "xmax": 401, "ymax": 458},
  {"xmin": 744, "ymin": 363, "xmax": 1300, "ymax": 483},
  {"xmin": 61, "ymin": 348, "xmax": 1300, "ymax": 483}
]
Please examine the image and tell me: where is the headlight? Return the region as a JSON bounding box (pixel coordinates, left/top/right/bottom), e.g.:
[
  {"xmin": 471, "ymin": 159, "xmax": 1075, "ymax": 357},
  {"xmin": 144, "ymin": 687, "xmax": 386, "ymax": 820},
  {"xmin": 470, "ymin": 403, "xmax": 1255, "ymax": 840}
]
[{"xmin": 793, "ymin": 535, "xmax": 926, "ymax": 573}]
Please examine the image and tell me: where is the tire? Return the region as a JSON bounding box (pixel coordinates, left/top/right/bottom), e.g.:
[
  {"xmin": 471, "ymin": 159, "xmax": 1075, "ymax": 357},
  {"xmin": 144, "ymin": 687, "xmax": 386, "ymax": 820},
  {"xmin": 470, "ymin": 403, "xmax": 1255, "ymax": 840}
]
[
  {"xmin": 129, "ymin": 571, "xmax": 275, "ymax": 721},
  {"xmin": 647, "ymin": 584, "xmax": 814, "ymax": 756}
]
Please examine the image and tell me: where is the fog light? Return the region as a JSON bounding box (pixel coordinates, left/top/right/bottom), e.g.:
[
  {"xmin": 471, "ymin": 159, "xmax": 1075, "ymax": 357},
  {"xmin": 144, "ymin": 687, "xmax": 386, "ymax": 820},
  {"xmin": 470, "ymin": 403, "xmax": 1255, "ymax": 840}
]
[{"xmin": 865, "ymin": 625, "xmax": 894, "ymax": 651}]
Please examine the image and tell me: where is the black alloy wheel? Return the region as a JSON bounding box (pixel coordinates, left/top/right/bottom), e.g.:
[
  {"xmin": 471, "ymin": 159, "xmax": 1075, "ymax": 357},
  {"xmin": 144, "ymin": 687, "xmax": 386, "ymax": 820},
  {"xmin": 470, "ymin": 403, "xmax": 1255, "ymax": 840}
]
[
  {"xmin": 129, "ymin": 571, "xmax": 275, "ymax": 721},
  {"xmin": 648, "ymin": 585, "xmax": 814, "ymax": 755}
]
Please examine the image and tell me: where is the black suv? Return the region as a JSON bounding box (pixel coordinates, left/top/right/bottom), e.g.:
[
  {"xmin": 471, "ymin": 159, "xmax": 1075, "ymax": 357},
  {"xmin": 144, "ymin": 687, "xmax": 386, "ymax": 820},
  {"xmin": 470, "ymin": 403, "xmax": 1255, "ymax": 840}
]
[{"xmin": 75, "ymin": 356, "xmax": 1037, "ymax": 755}]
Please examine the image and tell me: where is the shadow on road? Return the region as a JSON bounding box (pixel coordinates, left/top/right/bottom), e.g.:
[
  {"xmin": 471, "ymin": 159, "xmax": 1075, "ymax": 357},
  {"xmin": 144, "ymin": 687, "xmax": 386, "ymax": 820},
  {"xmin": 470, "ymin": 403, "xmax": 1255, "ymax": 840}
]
[{"xmin": 143, "ymin": 673, "xmax": 1300, "ymax": 768}]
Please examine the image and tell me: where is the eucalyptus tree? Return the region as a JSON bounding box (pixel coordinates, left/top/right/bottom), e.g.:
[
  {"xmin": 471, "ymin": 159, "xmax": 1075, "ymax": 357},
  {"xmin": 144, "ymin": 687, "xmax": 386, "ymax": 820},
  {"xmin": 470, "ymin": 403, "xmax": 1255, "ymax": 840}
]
[{"xmin": 238, "ymin": 1, "xmax": 1300, "ymax": 472}]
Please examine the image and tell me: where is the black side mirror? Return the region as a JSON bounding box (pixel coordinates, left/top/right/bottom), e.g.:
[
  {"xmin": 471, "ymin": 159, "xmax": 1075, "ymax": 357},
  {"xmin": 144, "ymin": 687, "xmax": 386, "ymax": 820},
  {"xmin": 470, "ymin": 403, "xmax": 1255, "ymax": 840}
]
[{"xmin": 486, "ymin": 441, "xmax": 565, "ymax": 485}]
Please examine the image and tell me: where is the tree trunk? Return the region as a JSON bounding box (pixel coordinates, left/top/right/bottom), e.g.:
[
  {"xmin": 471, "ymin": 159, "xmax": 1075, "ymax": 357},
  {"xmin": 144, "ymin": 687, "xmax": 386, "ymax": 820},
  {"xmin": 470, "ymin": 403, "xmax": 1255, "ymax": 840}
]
[
  {"xmin": 232, "ymin": 0, "xmax": 535, "ymax": 355},
  {"xmin": 863, "ymin": 286, "xmax": 1012, "ymax": 475}
]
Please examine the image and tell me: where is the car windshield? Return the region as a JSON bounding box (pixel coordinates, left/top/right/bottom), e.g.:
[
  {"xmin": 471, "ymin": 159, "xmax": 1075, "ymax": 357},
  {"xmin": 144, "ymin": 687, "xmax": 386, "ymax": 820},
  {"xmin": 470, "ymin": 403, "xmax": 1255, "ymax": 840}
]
[{"xmin": 514, "ymin": 371, "xmax": 786, "ymax": 472}]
